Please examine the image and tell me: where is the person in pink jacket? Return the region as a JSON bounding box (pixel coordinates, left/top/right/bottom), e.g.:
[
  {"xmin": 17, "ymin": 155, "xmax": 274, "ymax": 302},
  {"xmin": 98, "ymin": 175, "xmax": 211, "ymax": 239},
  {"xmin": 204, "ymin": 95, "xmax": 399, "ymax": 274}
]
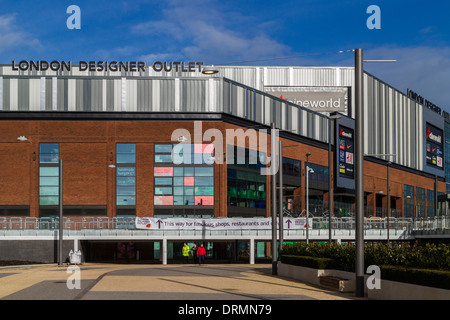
[{"xmin": 197, "ymin": 243, "xmax": 206, "ymax": 265}]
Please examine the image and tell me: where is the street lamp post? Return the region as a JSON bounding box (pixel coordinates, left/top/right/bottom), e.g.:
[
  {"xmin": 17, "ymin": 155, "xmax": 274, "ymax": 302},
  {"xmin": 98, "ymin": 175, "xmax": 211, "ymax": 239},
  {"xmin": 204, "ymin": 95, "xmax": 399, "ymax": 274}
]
[
  {"xmin": 355, "ymin": 48, "xmax": 365, "ymax": 298},
  {"xmin": 271, "ymin": 122, "xmax": 278, "ymax": 275},
  {"xmin": 58, "ymin": 159, "xmax": 63, "ymax": 266},
  {"xmin": 305, "ymin": 152, "xmax": 313, "ymax": 244},
  {"xmin": 279, "ymin": 140, "xmax": 284, "ymax": 253},
  {"xmin": 328, "ymin": 114, "xmax": 341, "ymax": 244},
  {"xmin": 355, "ymin": 48, "xmax": 396, "ymax": 297}
]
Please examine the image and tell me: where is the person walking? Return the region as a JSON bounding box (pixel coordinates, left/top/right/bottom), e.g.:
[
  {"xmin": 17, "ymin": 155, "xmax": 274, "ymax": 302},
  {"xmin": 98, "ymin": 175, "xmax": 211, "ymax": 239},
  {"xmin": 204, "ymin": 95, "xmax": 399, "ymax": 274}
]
[
  {"xmin": 191, "ymin": 243, "xmax": 197, "ymax": 264},
  {"xmin": 182, "ymin": 243, "xmax": 190, "ymax": 264},
  {"xmin": 197, "ymin": 243, "xmax": 206, "ymax": 266}
]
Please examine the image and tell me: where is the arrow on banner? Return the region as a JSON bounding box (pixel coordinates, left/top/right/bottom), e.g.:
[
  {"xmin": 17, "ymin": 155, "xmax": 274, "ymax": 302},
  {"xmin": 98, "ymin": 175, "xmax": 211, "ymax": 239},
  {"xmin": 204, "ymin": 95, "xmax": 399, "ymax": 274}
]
[{"xmin": 286, "ymin": 219, "xmax": 292, "ymax": 229}]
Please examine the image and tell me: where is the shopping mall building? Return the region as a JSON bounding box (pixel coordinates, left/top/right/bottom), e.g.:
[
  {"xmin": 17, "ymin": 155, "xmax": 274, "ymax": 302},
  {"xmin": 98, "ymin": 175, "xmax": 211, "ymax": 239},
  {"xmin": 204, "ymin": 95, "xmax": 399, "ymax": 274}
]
[{"xmin": 0, "ymin": 60, "xmax": 448, "ymax": 263}]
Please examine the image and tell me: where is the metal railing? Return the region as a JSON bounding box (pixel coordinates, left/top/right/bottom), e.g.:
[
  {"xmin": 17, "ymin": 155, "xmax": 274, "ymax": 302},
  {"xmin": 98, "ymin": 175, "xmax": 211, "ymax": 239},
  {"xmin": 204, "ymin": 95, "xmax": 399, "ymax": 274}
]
[{"xmin": 0, "ymin": 216, "xmax": 417, "ymax": 231}]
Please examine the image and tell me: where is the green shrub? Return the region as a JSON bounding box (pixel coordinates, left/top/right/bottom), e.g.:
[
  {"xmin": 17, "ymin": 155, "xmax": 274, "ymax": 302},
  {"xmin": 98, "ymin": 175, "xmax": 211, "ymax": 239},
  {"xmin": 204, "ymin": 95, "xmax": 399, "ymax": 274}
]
[
  {"xmin": 280, "ymin": 255, "xmax": 335, "ymax": 269},
  {"xmin": 280, "ymin": 242, "xmax": 450, "ymax": 272},
  {"xmin": 280, "ymin": 242, "xmax": 450, "ymax": 289},
  {"xmin": 379, "ymin": 265, "xmax": 450, "ymax": 290}
]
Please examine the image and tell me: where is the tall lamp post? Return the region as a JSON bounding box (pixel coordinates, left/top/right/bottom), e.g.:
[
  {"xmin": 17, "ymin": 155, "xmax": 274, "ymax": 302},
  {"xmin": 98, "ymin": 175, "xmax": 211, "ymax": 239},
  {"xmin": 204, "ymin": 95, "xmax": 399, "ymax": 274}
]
[
  {"xmin": 354, "ymin": 48, "xmax": 365, "ymax": 298},
  {"xmin": 305, "ymin": 152, "xmax": 314, "ymax": 244},
  {"xmin": 328, "ymin": 114, "xmax": 342, "ymax": 244},
  {"xmin": 271, "ymin": 122, "xmax": 278, "ymax": 275},
  {"xmin": 355, "ymin": 48, "xmax": 396, "ymax": 297},
  {"xmin": 58, "ymin": 159, "xmax": 63, "ymax": 266},
  {"xmin": 279, "ymin": 141, "xmax": 284, "ymax": 253}
]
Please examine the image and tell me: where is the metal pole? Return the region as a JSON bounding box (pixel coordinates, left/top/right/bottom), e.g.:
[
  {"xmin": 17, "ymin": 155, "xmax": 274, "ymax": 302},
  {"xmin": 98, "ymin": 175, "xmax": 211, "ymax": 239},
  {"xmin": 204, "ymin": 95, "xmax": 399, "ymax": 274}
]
[
  {"xmin": 355, "ymin": 48, "xmax": 365, "ymax": 297},
  {"xmin": 306, "ymin": 157, "xmax": 310, "ymax": 245},
  {"xmin": 387, "ymin": 162, "xmax": 390, "ymax": 245},
  {"xmin": 435, "ymin": 175, "xmax": 438, "ymax": 217},
  {"xmin": 58, "ymin": 159, "xmax": 63, "ymax": 266},
  {"xmin": 279, "ymin": 141, "xmax": 284, "ymax": 253},
  {"xmin": 271, "ymin": 122, "xmax": 278, "ymax": 275},
  {"xmin": 328, "ymin": 117, "xmax": 333, "ymax": 244}
]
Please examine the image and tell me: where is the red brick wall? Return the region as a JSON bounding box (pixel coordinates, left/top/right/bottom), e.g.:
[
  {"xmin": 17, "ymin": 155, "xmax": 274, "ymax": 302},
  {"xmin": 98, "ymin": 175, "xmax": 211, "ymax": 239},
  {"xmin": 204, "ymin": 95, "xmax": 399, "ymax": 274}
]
[{"xmin": 0, "ymin": 119, "xmax": 445, "ymax": 218}]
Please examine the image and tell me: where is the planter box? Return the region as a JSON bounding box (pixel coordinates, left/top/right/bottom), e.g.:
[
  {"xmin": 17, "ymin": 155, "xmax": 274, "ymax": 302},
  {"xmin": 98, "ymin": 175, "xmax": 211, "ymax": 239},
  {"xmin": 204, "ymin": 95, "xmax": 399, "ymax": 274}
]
[
  {"xmin": 367, "ymin": 279, "xmax": 450, "ymax": 300},
  {"xmin": 278, "ymin": 262, "xmax": 355, "ymax": 293},
  {"xmin": 278, "ymin": 262, "xmax": 450, "ymax": 300}
]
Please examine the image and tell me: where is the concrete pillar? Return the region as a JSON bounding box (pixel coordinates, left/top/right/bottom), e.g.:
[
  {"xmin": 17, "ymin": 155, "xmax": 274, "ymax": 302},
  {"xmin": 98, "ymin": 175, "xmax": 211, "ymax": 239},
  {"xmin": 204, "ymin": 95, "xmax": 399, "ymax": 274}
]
[
  {"xmin": 249, "ymin": 238, "xmax": 255, "ymax": 264},
  {"xmin": 162, "ymin": 238, "xmax": 167, "ymax": 265},
  {"xmin": 74, "ymin": 238, "xmax": 79, "ymax": 251}
]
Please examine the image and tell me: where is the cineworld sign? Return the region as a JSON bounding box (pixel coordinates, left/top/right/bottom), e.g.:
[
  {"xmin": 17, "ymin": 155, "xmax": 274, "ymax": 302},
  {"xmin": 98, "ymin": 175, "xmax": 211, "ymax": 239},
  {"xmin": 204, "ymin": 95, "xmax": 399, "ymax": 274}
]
[
  {"xmin": 268, "ymin": 90, "xmax": 346, "ymax": 112},
  {"xmin": 11, "ymin": 60, "xmax": 205, "ymax": 73}
]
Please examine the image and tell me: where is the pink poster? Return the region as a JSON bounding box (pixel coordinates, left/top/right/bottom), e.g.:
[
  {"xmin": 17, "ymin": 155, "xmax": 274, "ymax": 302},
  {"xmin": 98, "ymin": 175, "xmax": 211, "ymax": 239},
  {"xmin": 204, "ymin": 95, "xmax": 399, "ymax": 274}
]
[
  {"xmin": 195, "ymin": 196, "xmax": 214, "ymax": 206},
  {"xmin": 184, "ymin": 177, "xmax": 195, "ymax": 186},
  {"xmin": 194, "ymin": 144, "xmax": 214, "ymax": 154},
  {"xmin": 154, "ymin": 196, "xmax": 174, "ymax": 205},
  {"xmin": 154, "ymin": 167, "xmax": 173, "ymax": 176}
]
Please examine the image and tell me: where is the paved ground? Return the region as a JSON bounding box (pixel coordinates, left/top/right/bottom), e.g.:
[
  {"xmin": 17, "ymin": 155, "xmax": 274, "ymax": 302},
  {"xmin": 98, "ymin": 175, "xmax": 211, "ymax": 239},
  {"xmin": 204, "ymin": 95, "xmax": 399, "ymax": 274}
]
[{"xmin": 0, "ymin": 263, "xmax": 363, "ymax": 301}]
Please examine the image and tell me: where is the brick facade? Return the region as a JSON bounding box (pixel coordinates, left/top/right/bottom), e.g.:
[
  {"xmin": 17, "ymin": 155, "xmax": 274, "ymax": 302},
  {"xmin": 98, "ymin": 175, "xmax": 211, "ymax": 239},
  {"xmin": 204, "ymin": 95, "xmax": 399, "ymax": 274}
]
[{"xmin": 0, "ymin": 119, "xmax": 445, "ymax": 218}]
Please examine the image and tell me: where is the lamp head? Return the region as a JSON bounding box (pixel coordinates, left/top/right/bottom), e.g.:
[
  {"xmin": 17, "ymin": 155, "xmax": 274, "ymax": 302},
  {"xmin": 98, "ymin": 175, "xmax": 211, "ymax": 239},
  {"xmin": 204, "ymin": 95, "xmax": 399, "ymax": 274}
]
[{"xmin": 202, "ymin": 65, "xmax": 219, "ymax": 75}]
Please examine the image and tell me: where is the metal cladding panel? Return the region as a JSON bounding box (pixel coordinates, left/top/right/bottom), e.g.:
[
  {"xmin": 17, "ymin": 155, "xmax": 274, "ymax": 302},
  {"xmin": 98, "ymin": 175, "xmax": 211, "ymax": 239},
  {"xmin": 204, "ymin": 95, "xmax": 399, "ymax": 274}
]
[
  {"xmin": 180, "ymin": 79, "xmax": 205, "ymax": 112},
  {"xmin": 18, "ymin": 78, "xmax": 29, "ymax": 111},
  {"xmin": 137, "ymin": 79, "xmax": 152, "ymax": 112},
  {"xmin": 264, "ymin": 68, "xmax": 290, "ymax": 86},
  {"xmin": 0, "ymin": 64, "xmax": 444, "ymax": 173},
  {"xmin": 29, "ymin": 78, "xmax": 40, "ymax": 111}
]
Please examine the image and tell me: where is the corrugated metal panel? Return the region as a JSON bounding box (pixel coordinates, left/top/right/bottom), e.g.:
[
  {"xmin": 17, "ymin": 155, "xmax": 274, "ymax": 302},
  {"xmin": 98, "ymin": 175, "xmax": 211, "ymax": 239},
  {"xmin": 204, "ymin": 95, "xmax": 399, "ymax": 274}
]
[
  {"xmin": 0, "ymin": 66, "xmax": 439, "ymax": 171},
  {"xmin": 264, "ymin": 67, "xmax": 289, "ymax": 86},
  {"xmin": 159, "ymin": 79, "xmax": 175, "ymax": 112},
  {"xmin": 9, "ymin": 78, "xmax": 18, "ymax": 111},
  {"xmin": 126, "ymin": 79, "xmax": 137, "ymax": 112},
  {"xmin": 137, "ymin": 79, "xmax": 152, "ymax": 112},
  {"xmin": 18, "ymin": 78, "xmax": 29, "ymax": 111},
  {"xmin": 181, "ymin": 79, "xmax": 205, "ymax": 112},
  {"xmin": 0, "ymin": 77, "xmax": 3, "ymax": 110},
  {"xmin": 29, "ymin": 78, "xmax": 40, "ymax": 111},
  {"xmin": 3, "ymin": 78, "xmax": 9, "ymax": 110}
]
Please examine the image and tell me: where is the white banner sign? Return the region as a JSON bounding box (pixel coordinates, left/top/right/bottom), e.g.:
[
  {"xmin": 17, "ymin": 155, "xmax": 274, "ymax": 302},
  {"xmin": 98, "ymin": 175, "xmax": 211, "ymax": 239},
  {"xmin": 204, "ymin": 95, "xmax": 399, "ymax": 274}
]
[{"xmin": 135, "ymin": 217, "xmax": 312, "ymax": 230}]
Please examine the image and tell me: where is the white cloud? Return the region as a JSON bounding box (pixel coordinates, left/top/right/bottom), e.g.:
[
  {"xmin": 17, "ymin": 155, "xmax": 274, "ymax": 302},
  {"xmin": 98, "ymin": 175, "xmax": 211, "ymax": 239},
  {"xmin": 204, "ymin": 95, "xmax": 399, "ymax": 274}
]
[
  {"xmin": 0, "ymin": 13, "xmax": 40, "ymax": 53},
  {"xmin": 132, "ymin": 1, "xmax": 290, "ymax": 64},
  {"xmin": 362, "ymin": 45, "xmax": 450, "ymax": 112}
]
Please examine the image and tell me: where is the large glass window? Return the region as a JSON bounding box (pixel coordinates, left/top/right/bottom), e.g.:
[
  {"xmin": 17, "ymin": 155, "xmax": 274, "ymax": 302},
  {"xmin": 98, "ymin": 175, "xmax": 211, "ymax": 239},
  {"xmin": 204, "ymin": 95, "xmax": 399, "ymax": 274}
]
[
  {"xmin": 154, "ymin": 144, "xmax": 214, "ymax": 207},
  {"xmin": 39, "ymin": 143, "xmax": 59, "ymax": 163},
  {"xmin": 39, "ymin": 166, "xmax": 59, "ymax": 205},
  {"xmin": 427, "ymin": 189, "xmax": 435, "ymax": 217},
  {"xmin": 282, "ymin": 157, "xmax": 301, "ymax": 177},
  {"xmin": 416, "ymin": 187, "xmax": 425, "ymax": 218},
  {"xmin": 227, "ymin": 145, "xmax": 266, "ymax": 216},
  {"xmin": 39, "ymin": 143, "xmax": 60, "ymax": 207},
  {"xmin": 117, "ymin": 143, "xmax": 136, "ymax": 164},
  {"xmin": 404, "ymin": 185, "xmax": 414, "ymax": 218},
  {"xmin": 116, "ymin": 167, "xmax": 136, "ymax": 206},
  {"xmin": 116, "ymin": 144, "xmax": 136, "ymax": 210}
]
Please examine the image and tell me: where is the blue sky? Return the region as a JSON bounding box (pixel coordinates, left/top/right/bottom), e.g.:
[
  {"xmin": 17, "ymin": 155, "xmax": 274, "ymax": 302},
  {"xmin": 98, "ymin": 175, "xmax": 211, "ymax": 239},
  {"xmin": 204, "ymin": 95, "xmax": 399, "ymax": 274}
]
[{"xmin": 1, "ymin": 0, "xmax": 449, "ymax": 112}]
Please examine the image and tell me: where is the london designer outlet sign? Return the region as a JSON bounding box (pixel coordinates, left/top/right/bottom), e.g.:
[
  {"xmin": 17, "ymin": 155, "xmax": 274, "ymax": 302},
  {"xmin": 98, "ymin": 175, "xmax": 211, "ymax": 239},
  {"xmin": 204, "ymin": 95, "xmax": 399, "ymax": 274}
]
[{"xmin": 11, "ymin": 60, "xmax": 205, "ymax": 73}]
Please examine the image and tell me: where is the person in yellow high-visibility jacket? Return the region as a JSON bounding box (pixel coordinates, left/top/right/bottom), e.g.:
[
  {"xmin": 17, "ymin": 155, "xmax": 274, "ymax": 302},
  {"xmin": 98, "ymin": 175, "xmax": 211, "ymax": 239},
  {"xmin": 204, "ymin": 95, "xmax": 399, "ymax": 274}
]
[{"xmin": 182, "ymin": 243, "xmax": 190, "ymax": 263}]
